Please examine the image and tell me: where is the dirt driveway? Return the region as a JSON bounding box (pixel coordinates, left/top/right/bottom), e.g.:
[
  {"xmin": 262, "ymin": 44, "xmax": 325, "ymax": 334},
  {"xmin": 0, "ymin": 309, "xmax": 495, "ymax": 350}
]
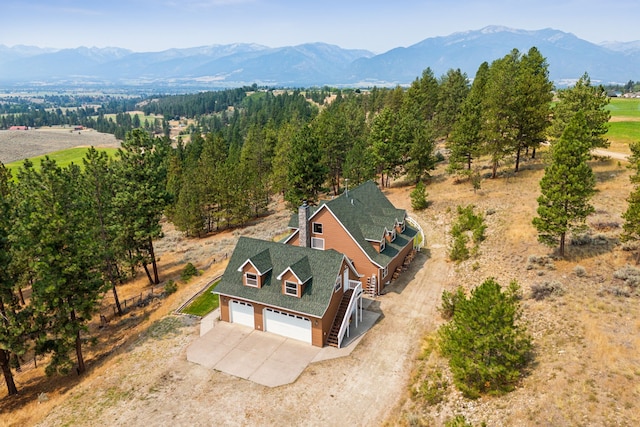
[{"xmin": 35, "ymin": 203, "xmax": 452, "ymax": 426}]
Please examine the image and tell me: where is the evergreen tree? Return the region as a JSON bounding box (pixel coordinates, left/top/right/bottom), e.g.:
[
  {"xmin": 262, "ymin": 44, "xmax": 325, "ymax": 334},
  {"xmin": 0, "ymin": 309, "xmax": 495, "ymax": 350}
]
[
  {"xmin": 447, "ymin": 62, "xmax": 489, "ymax": 172},
  {"xmin": 439, "ymin": 278, "xmax": 532, "ymax": 398},
  {"xmin": 549, "ymin": 72, "xmax": 611, "ymax": 149},
  {"xmin": 512, "ymin": 47, "xmax": 553, "ymax": 171},
  {"xmin": 532, "ymin": 112, "xmax": 596, "ymax": 256},
  {"xmin": 621, "ymin": 141, "xmax": 640, "ymax": 262},
  {"xmin": 13, "ymin": 159, "xmax": 106, "ymax": 375},
  {"xmin": 369, "ymin": 107, "xmax": 402, "ymax": 187},
  {"xmin": 0, "ymin": 162, "xmax": 24, "ymax": 395},
  {"xmin": 435, "ymin": 68, "xmax": 470, "ymax": 139},
  {"xmin": 112, "ymin": 129, "xmax": 169, "ymax": 284},
  {"xmin": 481, "ymin": 49, "xmax": 521, "ymax": 178},
  {"xmin": 82, "ymin": 148, "xmax": 124, "ymax": 316},
  {"xmin": 285, "ymin": 126, "xmax": 327, "ymax": 208}
]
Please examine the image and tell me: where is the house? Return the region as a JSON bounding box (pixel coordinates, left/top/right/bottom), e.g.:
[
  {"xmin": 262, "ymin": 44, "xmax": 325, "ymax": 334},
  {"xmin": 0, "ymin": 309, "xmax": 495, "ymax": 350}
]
[
  {"xmin": 9, "ymin": 126, "xmax": 28, "ymax": 130},
  {"xmin": 284, "ymin": 180, "xmax": 422, "ymax": 296},
  {"xmin": 215, "ymin": 237, "xmax": 364, "ymax": 348}
]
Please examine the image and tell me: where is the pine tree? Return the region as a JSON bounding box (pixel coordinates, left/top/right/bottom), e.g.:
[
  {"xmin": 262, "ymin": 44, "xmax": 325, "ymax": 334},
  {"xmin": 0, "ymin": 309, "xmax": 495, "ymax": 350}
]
[
  {"xmin": 512, "ymin": 47, "xmax": 553, "ymax": 171},
  {"xmin": 447, "ymin": 62, "xmax": 489, "ymax": 173},
  {"xmin": 621, "ymin": 141, "xmax": 640, "ymax": 262},
  {"xmin": 549, "ymin": 72, "xmax": 611, "ymax": 149},
  {"xmin": 0, "ymin": 162, "xmax": 23, "ymax": 395},
  {"xmin": 481, "ymin": 50, "xmax": 521, "ymax": 178},
  {"xmin": 532, "ymin": 111, "xmax": 596, "ymax": 256},
  {"xmin": 439, "ymin": 278, "xmax": 532, "ymax": 398},
  {"xmin": 285, "ymin": 126, "xmax": 327, "ymax": 208},
  {"xmin": 13, "ymin": 159, "xmax": 106, "ymax": 375},
  {"xmin": 82, "ymin": 147, "xmax": 124, "ymax": 316},
  {"xmin": 112, "ymin": 129, "xmax": 169, "ymax": 284}
]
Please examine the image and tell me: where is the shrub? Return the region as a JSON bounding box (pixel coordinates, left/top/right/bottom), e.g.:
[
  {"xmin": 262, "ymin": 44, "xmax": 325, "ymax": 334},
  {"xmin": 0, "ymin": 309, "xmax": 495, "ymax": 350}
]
[
  {"xmin": 439, "ymin": 278, "xmax": 532, "ymax": 398},
  {"xmin": 164, "ymin": 280, "xmax": 178, "ymax": 295},
  {"xmin": 445, "ymin": 415, "xmax": 474, "ymax": 427},
  {"xmin": 181, "ymin": 262, "xmax": 200, "ymax": 281},
  {"xmin": 439, "ymin": 287, "xmax": 466, "ymax": 320},
  {"xmin": 449, "ymin": 205, "xmax": 487, "ymax": 262},
  {"xmin": 530, "ymin": 280, "xmax": 565, "ymax": 300},
  {"xmin": 410, "ymin": 181, "xmax": 429, "ymax": 211},
  {"xmin": 415, "ymin": 367, "xmax": 449, "ymax": 405},
  {"xmin": 574, "ymin": 265, "xmax": 587, "ymax": 277},
  {"xmin": 449, "ymin": 233, "xmax": 469, "ymax": 262}
]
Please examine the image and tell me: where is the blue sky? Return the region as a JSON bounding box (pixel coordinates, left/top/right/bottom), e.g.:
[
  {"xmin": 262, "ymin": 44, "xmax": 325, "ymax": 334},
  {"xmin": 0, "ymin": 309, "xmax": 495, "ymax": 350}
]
[{"xmin": 2, "ymin": 0, "xmax": 639, "ymax": 53}]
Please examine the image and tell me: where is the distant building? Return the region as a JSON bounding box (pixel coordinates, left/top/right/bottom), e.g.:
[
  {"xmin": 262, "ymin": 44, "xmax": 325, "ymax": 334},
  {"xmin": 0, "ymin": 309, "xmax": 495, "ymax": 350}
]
[{"xmin": 9, "ymin": 126, "xmax": 28, "ymax": 130}]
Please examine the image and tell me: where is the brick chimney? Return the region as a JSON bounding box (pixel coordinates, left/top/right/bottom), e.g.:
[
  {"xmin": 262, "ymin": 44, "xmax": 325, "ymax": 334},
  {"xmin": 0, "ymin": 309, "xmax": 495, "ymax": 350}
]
[{"xmin": 298, "ymin": 200, "xmax": 311, "ymax": 247}]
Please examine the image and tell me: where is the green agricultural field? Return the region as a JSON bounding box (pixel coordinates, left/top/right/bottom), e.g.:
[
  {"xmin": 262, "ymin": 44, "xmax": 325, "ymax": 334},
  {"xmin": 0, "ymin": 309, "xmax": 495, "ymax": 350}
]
[
  {"xmin": 607, "ymin": 98, "xmax": 640, "ymax": 118},
  {"xmin": 5, "ymin": 147, "xmax": 119, "ymax": 177},
  {"xmin": 608, "ymin": 121, "xmax": 640, "ymax": 144}
]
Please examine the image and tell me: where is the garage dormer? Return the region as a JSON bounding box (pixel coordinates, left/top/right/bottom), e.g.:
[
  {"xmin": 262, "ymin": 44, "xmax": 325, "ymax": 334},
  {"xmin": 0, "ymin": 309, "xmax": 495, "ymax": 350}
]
[
  {"xmin": 276, "ymin": 256, "xmax": 312, "ymax": 298},
  {"xmin": 237, "ymin": 248, "xmax": 273, "ymax": 288}
]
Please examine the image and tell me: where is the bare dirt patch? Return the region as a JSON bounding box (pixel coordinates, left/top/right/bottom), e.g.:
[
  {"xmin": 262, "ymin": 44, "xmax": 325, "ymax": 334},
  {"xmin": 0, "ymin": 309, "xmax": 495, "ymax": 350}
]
[{"xmin": 0, "ymin": 127, "xmax": 120, "ymax": 164}]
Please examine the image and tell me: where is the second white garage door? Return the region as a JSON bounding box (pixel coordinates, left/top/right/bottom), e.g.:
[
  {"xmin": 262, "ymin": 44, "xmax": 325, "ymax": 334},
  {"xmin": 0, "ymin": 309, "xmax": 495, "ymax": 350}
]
[
  {"xmin": 229, "ymin": 300, "xmax": 254, "ymax": 328},
  {"xmin": 263, "ymin": 308, "xmax": 312, "ymax": 344}
]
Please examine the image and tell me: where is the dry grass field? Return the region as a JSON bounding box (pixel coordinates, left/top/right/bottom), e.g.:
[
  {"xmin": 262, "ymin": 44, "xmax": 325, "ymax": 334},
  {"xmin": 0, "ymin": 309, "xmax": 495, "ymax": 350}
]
[
  {"xmin": 0, "ymin": 127, "xmax": 120, "ymax": 164},
  {"xmin": 1, "ymin": 138, "xmax": 639, "ymax": 426}
]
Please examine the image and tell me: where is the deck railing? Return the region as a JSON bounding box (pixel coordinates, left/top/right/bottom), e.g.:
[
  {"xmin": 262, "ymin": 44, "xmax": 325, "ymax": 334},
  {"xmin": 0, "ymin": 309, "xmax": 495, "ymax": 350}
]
[
  {"xmin": 405, "ymin": 216, "xmax": 425, "ymax": 250},
  {"xmin": 337, "ymin": 281, "xmax": 363, "ymax": 348}
]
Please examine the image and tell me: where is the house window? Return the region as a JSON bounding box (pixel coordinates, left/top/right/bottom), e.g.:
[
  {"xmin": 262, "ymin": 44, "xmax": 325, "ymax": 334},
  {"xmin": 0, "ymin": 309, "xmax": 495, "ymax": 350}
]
[
  {"xmin": 285, "ymin": 281, "xmax": 298, "ymax": 296},
  {"xmin": 334, "ymin": 276, "xmax": 341, "ymax": 292},
  {"xmin": 380, "ymin": 239, "xmax": 386, "ymax": 252},
  {"xmin": 245, "ymin": 273, "xmax": 258, "ymax": 287},
  {"xmin": 391, "ymin": 229, "xmax": 397, "ymax": 241},
  {"xmin": 312, "ymin": 222, "xmax": 323, "ymax": 234},
  {"xmin": 382, "ymin": 266, "xmax": 388, "ymax": 279},
  {"xmin": 311, "ymin": 237, "xmax": 325, "ymax": 250}
]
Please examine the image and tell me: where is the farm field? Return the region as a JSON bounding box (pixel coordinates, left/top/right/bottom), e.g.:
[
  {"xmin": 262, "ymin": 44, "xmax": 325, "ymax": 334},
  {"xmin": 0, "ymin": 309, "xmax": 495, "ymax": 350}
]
[
  {"xmin": 4, "ymin": 147, "xmax": 119, "ymax": 177},
  {"xmin": 0, "ymin": 127, "xmax": 120, "ymax": 165}
]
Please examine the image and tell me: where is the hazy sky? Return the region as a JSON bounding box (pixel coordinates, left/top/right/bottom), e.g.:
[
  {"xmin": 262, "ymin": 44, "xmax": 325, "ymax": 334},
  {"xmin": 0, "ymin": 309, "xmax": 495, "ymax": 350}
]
[{"xmin": 2, "ymin": 0, "xmax": 639, "ymax": 53}]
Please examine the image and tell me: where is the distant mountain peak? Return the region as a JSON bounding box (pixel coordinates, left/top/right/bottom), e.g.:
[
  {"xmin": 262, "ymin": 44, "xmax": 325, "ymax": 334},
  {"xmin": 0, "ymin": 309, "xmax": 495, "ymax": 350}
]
[{"xmin": 1, "ymin": 28, "xmax": 639, "ymax": 88}]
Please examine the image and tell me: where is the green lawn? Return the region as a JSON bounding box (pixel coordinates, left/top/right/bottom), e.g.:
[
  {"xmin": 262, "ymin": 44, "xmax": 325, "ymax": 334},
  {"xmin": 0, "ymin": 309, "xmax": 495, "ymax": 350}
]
[
  {"xmin": 5, "ymin": 147, "xmax": 119, "ymax": 177},
  {"xmin": 607, "ymin": 121, "xmax": 640, "ymax": 144},
  {"xmin": 181, "ymin": 279, "xmax": 220, "ymax": 316},
  {"xmin": 607, "ymin": 98, "xmax": 640, "ymax": 119}
]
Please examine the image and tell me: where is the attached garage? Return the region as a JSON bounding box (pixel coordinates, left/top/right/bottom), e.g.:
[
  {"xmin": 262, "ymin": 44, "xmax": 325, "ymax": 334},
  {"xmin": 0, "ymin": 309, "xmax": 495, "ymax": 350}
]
[
  {"xmin": 263, "ymin": 308, "xmax": 312, "ymax": 344},
  {"xmin": 229, "ymin": 300, "xmax": 254, "ymax": 328}
]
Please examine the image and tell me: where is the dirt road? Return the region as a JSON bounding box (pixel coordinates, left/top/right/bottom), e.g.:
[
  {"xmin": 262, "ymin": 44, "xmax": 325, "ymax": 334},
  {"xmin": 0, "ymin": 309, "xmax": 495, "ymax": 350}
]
[{"xmin": 34, "ymin": 191, "xmax": 451, "ymax": 427}]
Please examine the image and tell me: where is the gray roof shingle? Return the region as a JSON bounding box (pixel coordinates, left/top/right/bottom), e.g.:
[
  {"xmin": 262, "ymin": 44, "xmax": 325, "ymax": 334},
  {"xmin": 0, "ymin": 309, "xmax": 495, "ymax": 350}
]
[
  {"xmin": 215, "ymin": 237, "xmax": 345, "ymax": 317},
  {"xmin": 288, "ymin": 180, "xmax": 417, "ymax": 267}
]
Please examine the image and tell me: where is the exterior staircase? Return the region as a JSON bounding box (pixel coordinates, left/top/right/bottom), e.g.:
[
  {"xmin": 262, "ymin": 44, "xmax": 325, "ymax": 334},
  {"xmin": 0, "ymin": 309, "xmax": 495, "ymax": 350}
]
[{"xmin": 326, "ymin": 289, "xmax": 354, "ymax": 347}]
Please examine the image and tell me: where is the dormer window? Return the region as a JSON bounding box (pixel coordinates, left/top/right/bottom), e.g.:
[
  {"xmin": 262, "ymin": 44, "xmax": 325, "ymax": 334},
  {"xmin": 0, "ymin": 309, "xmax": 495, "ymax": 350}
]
[
  {"xmin": 380, "ymin": 239, "xmax": 386, "ymax": 252},
  {"xmin": 391, "ymin": 229, "xmax": 397, "ymax": 241},
  {"xmin": 284, "ymin": 281, "xmax": 298, "ymax": 296},
  {"xmin": 312, "ymin": 222, "xmax": 323, "ymax": 234},
  {"xmin": 245, "ymin": 273, "xmax": 258, "ymax": 287}
]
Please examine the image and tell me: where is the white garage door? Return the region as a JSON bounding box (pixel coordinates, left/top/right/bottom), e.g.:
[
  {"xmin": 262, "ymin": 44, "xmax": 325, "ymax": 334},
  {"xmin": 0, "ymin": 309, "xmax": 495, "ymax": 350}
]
[
  {"xmin": 229, "ymin": 300, "xmax": 254, "ymax": 328},
  {"xmin": 263, "ymin": 308, "xmax": 312, "ymax": 344}
]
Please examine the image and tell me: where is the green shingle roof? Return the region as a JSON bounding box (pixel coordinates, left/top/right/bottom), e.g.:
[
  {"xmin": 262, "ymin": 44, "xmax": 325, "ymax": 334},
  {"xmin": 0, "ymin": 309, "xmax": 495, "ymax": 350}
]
[
  {"xmin": 244, "ymin": 248, "xmax": 272, "ymax": 274},
  {"xmin": 288, "ymin": 180, "xmax": 417, "ymax": 267},
  {"xmin": 215, "ymin": 237, "xmax": 345, "ymax": 318}
]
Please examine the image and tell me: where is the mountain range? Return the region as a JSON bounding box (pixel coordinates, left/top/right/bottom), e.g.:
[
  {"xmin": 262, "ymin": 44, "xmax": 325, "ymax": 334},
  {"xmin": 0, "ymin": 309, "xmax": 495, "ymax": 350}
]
[{"xmin": 1, "ymin": 26, "xmax": 639, "ymax": 89}]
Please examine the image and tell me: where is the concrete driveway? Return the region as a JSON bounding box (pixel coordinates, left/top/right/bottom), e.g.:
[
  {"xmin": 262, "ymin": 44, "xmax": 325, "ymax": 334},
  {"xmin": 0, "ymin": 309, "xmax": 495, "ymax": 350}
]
[{"xmin": 186, "ymin": 305, "xmax": 380, "ymax": 387}]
